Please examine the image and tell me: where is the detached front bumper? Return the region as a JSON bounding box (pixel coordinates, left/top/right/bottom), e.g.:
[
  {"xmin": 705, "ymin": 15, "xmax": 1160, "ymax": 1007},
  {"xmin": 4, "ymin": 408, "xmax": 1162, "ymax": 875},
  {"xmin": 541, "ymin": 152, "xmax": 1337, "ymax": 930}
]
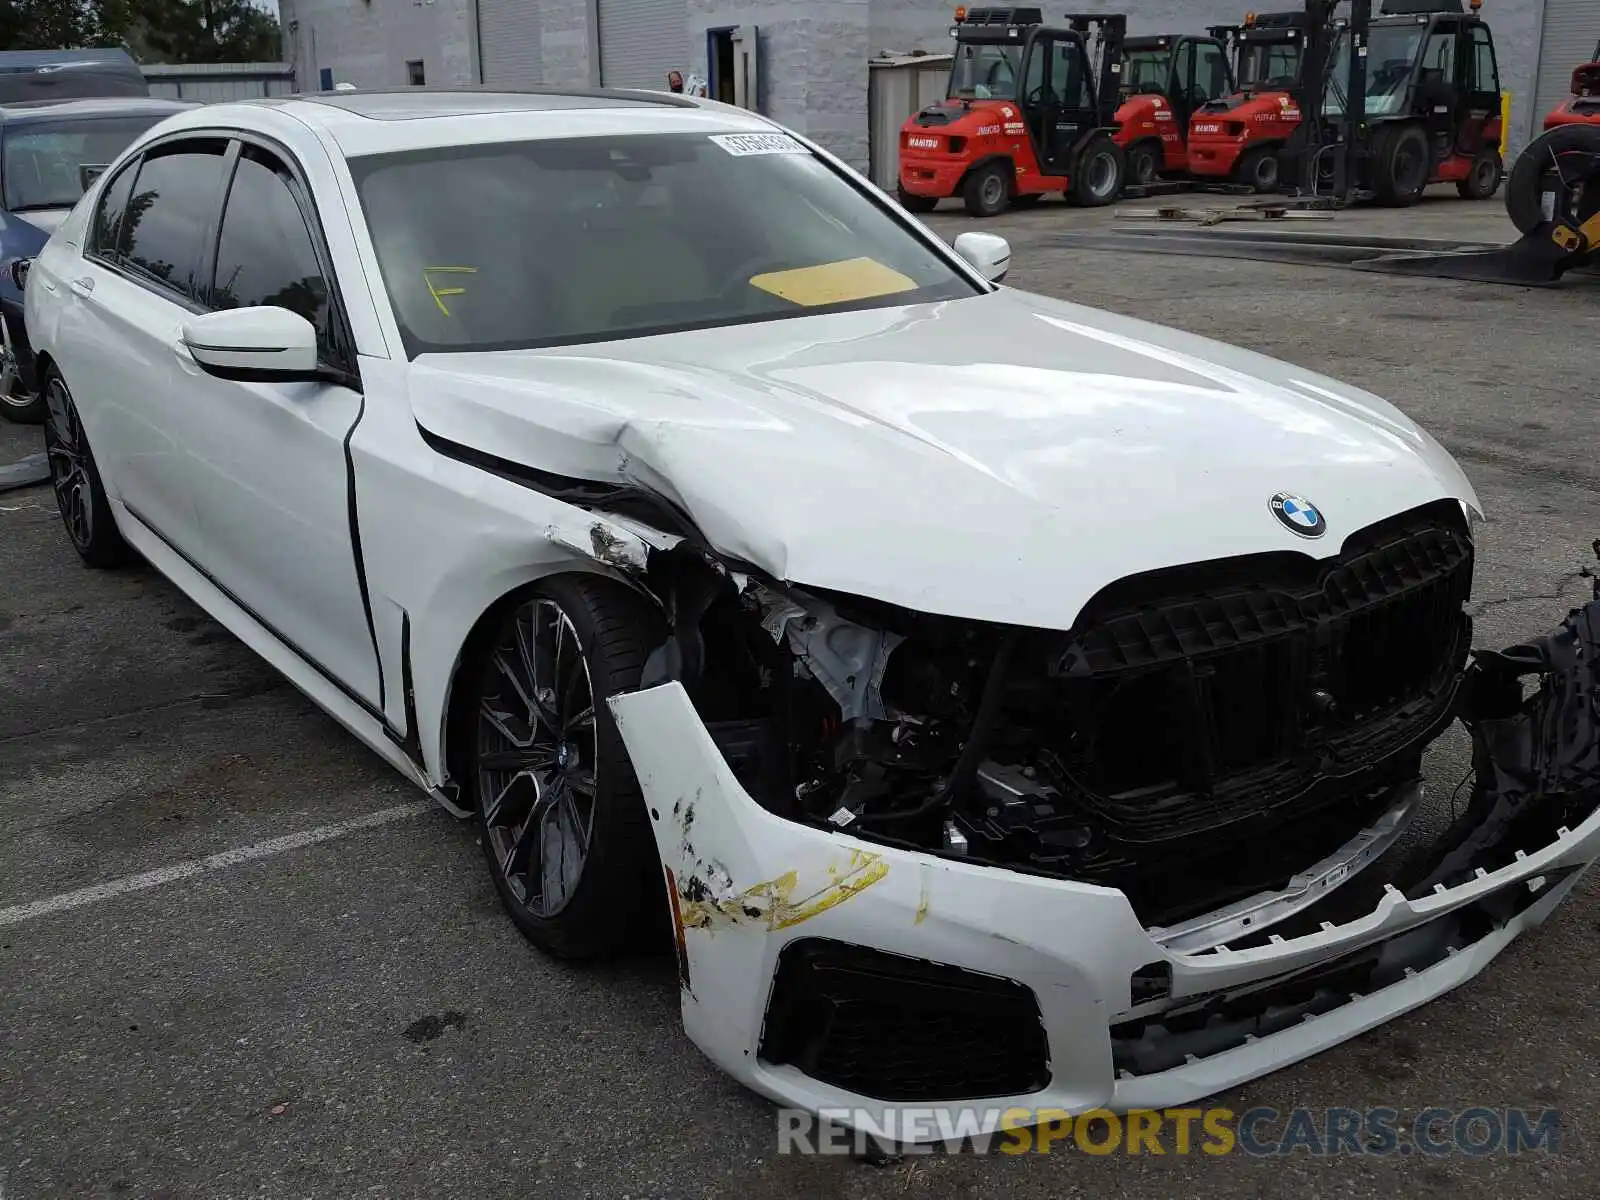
[{"xmin": 608, "ymin": 596, "xmax": 1600, "ymax": 1138}]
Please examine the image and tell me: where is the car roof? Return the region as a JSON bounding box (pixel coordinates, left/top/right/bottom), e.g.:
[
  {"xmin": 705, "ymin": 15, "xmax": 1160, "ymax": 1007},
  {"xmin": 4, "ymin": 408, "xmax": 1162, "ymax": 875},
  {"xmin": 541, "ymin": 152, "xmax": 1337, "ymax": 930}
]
[
  {"xmin": 153, "ymin": 87, "xmax": 784, "ymax": 158},
  {"xmin": 0, "ymin": 96, "xmax": 194, "ymax": 125}
]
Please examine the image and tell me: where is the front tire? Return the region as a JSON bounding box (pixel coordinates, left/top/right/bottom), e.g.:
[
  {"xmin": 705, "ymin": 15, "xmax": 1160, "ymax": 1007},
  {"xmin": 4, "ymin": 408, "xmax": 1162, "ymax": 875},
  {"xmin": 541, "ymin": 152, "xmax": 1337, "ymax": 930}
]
[
  {"xmin": 471, "ymin": 574, "xmax": 665, "ymax": 960},
  {"xmin": 962, "ymin": 162, "xmax": 1011, "ymax": 217},
  {"xmin": 1126, "ymin": 141, "xmax": 1161, "ymax": 187},
  {"xmin": 1373, "ymin": 123, "xmax": 1431, "ymax": 207},
  {"xmin": 1071, "ymin": 135, "xmax": 1126, "ymax": 206},
  {"xmin": 42, "ymin": 368, "xmax": 130, "ymax": 568}
]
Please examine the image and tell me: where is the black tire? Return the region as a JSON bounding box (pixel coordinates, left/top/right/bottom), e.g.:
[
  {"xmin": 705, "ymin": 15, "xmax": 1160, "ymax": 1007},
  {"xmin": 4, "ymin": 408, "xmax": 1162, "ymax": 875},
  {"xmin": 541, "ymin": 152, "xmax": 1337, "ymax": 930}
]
[
  {"xmin": 1455, "ymin": 147, "xmax": 1503, "ymax": 201},
  {"xmin": 1372, "ymin": 123, "xmax": 1431, "ymax": 207},
  {"xmin": 470, "ymin": 573, "xmax": 666, "ymax": 960},
  {"xmin": 895, "ymin": 184, "xmax": 938, "ymax": 213},
  {"xmin": 42, "ymin": 367, "xmax": 131, "ymax": 568},
  {"xmin": 1126, "ymin": 141, "xmax": 1161, "ymax": 187},
  {"xmin": 1236, "ymin": 145, "xmax": 1281, "ymax": 194},
  {"xmin": 962, "ymin": 161, "xmax": 1011, "ymax": 217},
  {"xmin": 1071, "ymin": 135, "xmax": 1126, "ymax": 207},
  {"xmin": 1506, "ymin": 124, "xmax": 1600, "ymax": 235}
]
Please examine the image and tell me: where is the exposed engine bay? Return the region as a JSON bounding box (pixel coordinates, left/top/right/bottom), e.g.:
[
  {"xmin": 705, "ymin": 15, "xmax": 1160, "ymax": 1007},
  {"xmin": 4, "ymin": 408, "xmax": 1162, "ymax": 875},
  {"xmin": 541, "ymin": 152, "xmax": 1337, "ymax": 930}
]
[{"xmin": 627, "ymin": 497, "xmax": 1481, "ymax": 930}]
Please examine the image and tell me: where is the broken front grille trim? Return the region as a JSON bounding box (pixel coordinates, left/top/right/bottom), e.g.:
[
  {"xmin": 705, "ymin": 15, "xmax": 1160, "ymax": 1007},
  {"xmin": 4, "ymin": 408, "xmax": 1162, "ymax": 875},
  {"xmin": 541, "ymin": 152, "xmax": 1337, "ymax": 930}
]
[{"xmin": 1049, "ymin": 500, "xmax": 1474, "ymax": 835}]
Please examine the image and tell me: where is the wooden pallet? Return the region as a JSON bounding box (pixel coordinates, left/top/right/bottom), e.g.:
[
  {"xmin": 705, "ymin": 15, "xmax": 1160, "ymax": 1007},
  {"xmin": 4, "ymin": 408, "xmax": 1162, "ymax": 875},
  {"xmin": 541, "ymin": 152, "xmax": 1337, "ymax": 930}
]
[{"xmin": 1115, "ymin": 202, "xmax": 1337, "ymax": 225}]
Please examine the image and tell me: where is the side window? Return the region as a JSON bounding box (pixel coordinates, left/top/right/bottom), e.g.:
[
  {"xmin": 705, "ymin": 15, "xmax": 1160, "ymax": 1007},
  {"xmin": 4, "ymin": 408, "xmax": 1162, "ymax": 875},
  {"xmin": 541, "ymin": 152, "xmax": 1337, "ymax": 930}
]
[
  {"xmin": 1470, "ymin": 27, "xmax": 1499, "ymax": 95},
  {"xmin": 1192, "ymin": 42, "xmax": 1231, "ymax": 102},
  {"xmin": 1048, "ymin": 41, "xmax": 1086, "ymax": 107},
  {"xmin": 88, "ymin": 160, "xmax": 137, "ymax": 260},
  {"xmin": 210, "ymin": 145, "xmax": 333, "ymax": 359},
  {"xmin": 120, "ymin": 141, "xmax": 229, "ymax": 299},
  {"xmin": 1172, "ymin": 40, "xmax": 1194, "ymax": 101},
  {"xmin": 1021, "ymin": 43, "xmax": 1046, "ymax": 101},
  {"xmin": 1421, "ymin": 32, "xmax": 1456, "ymax": 84}
]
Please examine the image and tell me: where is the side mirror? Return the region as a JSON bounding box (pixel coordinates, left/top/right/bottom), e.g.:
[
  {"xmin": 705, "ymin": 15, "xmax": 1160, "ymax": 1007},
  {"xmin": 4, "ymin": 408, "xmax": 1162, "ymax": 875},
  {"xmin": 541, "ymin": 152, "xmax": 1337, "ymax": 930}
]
[
  {"xmin": 181, "ymin": 307, "xmax": 319, "ymax": 382},
  {"xmin": 953, "ymin": 231, "xmax": 1011, "ymax": 283}
]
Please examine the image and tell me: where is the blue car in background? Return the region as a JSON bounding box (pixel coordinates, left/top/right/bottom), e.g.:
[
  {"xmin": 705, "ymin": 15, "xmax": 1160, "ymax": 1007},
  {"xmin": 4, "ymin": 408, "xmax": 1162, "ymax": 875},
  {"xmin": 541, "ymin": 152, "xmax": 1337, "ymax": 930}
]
[{"xmin": 0, "ymin": 96, "xmax": 192, "ymax": 423}]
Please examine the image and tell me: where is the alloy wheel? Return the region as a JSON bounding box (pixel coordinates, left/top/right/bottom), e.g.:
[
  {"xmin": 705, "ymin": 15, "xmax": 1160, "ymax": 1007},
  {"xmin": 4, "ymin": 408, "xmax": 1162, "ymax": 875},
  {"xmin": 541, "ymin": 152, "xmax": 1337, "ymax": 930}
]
[
  {"xmin": 476, "ymin": 598, "xmax": 599, "ymax": 919},
  {"xmin": 44, "ymin": 376, "xmax": 93, "ymax": 549}
]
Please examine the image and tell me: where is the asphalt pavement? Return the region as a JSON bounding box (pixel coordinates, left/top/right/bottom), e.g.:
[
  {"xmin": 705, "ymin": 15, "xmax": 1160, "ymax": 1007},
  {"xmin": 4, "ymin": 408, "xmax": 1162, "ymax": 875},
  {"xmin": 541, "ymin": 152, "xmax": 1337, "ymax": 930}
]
[{"xmin": 3, "ymin": 190, "xmax": 1599, "ymax": 1199}]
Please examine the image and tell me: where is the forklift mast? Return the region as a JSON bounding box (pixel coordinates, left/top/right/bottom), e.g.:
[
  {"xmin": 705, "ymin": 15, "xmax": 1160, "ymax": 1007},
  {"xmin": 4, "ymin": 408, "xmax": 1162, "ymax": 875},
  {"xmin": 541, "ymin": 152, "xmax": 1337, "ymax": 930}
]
[{"xmin": 1064, "ymin": 12, "xmax": 1129, "ymax": 127}]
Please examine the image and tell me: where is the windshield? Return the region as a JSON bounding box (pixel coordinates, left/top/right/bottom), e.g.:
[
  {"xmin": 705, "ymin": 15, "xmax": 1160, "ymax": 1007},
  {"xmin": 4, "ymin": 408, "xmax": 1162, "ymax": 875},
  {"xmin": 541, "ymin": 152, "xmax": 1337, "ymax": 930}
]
[
  {"xmin": 1122, "ymin": 49, "xmax": 1173, "ymax": 97},
  {"xmin": 1238, "ymin": 42, "xmax": 1301, "ymax": 90},
  {"xmin": 948, "ymin": 42, "xmax": 1023, "ymax": 99},
  {"xmin": 1324, "ymin": 24, "xmax": 1428, "ymax": 115},
  {"xmin": 351, "ymin": 132, "xmax": 979, "ymax": 356},
  {"xmin": 2, "ymin": 115, "xmax": 165, "ymax": 212}
]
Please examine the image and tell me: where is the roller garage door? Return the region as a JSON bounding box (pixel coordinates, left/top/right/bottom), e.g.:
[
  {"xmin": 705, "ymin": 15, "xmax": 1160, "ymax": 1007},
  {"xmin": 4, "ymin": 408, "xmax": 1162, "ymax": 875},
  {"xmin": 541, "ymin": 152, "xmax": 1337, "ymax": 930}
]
[
  {"xmin": 1532, "ymin": 0, "xmax": 1600, "ymax": 127},
  {"xmin": 479, "ymin": 0, "xmax": 543, "ymax": 87},
  {"xmin": 597, "ymin": 0, "xmax": 686, "ymax": 90}
]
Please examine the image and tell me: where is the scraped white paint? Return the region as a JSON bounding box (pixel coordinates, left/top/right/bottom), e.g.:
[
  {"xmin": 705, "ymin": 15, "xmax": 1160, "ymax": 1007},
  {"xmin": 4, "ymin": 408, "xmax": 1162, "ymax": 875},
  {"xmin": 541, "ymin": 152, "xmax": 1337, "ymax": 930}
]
[{"xmin": 0, "ymin": 801, "xmax": 432, "ymax": 926}]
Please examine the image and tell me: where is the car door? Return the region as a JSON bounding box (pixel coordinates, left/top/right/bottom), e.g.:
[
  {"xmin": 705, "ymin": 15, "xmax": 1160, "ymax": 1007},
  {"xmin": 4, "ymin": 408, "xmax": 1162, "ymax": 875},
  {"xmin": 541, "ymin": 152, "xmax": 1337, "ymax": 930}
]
[
  {"xmin": 179, "ymin": 138, "xmax": 382, "ymax": 707},
  {"xmin": 1025, "ymin": 32, "xmax": 1089, "ymax": 175},
  {"xmin": 1458, "ymin": 23, "xmax": 1501, "ymax": 155},
  {"xmin": 52, "ymin": 137, "xmax": 230, "ymax": 548}
]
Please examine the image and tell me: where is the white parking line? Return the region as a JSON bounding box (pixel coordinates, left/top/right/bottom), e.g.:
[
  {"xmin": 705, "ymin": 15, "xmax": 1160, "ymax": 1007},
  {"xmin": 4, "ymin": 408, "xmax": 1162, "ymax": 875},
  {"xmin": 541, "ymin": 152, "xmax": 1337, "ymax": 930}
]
[{"xmin": 0, "ymin": 801, "xmax": 434, "ymax": 927}]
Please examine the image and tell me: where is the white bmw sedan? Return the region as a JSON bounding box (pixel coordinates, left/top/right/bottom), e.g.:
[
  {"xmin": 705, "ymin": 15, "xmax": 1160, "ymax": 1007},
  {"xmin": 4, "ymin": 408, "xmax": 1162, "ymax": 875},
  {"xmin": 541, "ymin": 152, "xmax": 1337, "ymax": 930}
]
[{"xmin": 26, "ymin": 89, "xmax": 1600, "ymax": 1138}]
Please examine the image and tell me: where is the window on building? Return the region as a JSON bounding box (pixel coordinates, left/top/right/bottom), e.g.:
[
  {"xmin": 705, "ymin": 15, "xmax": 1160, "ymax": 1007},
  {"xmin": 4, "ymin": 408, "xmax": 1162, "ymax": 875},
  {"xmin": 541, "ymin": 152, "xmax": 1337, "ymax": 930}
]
[{"xmin": 406, "ymin": 60, "xmax": 426, "ymax": 87}]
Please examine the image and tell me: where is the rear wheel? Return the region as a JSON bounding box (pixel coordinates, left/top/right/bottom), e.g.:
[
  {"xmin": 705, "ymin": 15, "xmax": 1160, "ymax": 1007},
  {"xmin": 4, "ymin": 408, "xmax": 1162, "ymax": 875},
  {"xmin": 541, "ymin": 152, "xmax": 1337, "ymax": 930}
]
[
  {"xmin": 1126, "ymin": 141, "xmax": 1161, "ymax": 187},
  {"xmin": 1505, "ymin": 125, "xmax": 1600, "ymax": 234},
  {"xmin": 895, "ymin": 183, "xmax": 938, "ymax": 213},
  {"xmin": 962, "ymin": 162, "xmax": 1011, "ymax": 217},
  {"xmin": 1071, "ymin": 135, "xmax": 1125, "ymax": 206},
  {"xmin": 1373, "ymin": 123, "xmax": 1431, "ymax": 206},
  {"xmin": 1456, "ymin": 147, "xmax": 1504, "ymax": 200},
  {"xmin": 42, "ymin": 368, "xmax": 130, "ymax": 568},
  {"xmin": 471, "ymin": 574, "xmax": 665, "ymax": 960},
  {"xmin": 1236, "ymin": 146, "xmax": 1281, "ymax": 193}
]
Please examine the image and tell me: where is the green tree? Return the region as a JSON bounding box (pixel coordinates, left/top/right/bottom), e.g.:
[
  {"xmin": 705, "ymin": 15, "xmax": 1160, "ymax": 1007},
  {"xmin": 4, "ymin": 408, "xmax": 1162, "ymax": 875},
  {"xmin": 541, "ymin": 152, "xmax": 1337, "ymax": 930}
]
[
  {"xmin": 134, "ymin": 0, "xmax": 282, "ymax": 64},
  {"xmin": 0, "ymin": 0, "xmax": 141, "ymax": 50}
]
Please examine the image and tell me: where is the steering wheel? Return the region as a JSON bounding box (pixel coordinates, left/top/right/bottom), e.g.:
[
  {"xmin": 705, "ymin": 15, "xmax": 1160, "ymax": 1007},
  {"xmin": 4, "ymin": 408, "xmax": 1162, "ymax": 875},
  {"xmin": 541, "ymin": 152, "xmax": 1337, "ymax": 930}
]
[{"xmin": 1024, "ymin": 85, "xmax": 1057, "ymax": 106}]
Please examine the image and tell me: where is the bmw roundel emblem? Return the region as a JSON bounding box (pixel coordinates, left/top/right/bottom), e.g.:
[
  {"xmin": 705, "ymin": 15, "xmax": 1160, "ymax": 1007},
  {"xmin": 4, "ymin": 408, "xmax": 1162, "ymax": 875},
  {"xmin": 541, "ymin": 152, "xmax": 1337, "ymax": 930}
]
[{"xmin": 1270, "ymin": 492, "xmax": 1327, "ymax": 539}]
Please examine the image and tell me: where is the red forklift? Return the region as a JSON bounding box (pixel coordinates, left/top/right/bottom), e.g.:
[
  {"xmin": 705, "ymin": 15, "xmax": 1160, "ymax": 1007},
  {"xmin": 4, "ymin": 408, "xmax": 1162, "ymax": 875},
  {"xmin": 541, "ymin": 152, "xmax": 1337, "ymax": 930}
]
[
  {"xmin": 1278, "ymin": 0, "xmax": 1505, "ymax": 206},
  {"xmin": 1105, "ymin": 29, "xmax": 1238, "ymax": 185},
  {"xmin": 896, "ymin": 7, "xmax": 1126, "ymax": 216},
  {"xmin": 1544, "ymin": 41, "xmax": 1600, "ymax": 131},
  {"xmin": 1186, "ymin": 11, "xmax": 1310, "ymax": 192}
]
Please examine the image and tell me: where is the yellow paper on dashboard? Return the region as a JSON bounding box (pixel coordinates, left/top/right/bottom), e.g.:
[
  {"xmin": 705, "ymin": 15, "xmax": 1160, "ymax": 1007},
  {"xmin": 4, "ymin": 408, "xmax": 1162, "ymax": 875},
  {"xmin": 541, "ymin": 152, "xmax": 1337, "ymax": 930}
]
[{"xmin": 748, "ymin": 257, "xmax": 918, "ymax": 307}]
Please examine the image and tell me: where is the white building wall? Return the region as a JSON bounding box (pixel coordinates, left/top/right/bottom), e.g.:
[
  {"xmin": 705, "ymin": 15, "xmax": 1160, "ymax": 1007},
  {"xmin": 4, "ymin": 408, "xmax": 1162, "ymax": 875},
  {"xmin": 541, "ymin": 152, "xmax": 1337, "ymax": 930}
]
[{"xmin": 279, "ymin": 0, "xmax": 477, "ymax": 90}]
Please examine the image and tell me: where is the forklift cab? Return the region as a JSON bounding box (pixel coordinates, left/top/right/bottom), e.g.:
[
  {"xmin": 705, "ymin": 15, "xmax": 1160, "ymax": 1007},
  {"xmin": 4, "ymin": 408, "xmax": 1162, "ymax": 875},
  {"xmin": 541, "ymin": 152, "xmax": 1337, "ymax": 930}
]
[
  {"xmin": 1324, "ymin": 0, "xmax": 1502, "ymax": 159},
  {"xmin": 1119, "ymin": 34, "xmax": 1235, "ymax": 128},
  {"xmin": 947, "ymin": 8, "xmax": 1102, "ymax": 175},
  {"xmin": 1211, "ymin": 12, "xmax": 1308, "ymax": 94}
]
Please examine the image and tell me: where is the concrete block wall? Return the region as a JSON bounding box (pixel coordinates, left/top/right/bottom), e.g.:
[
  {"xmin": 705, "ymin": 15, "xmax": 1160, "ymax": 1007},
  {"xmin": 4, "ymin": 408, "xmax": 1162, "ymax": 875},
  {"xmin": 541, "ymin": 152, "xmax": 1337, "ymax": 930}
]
[
  {"xmin": 542, "ymin": 0, "xmax": 596, "ymax": 86},
  {"xmin": 279, "ymin": 0, "xmax": 477, "ymax": 90}
]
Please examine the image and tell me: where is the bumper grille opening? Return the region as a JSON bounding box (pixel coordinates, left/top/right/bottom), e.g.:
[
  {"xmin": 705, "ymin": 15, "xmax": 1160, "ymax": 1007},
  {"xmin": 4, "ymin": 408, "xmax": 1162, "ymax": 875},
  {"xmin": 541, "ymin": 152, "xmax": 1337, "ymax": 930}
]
[{"xmin": 758, "ymin": 938, "xmax": 1051, "ymax": 1102}]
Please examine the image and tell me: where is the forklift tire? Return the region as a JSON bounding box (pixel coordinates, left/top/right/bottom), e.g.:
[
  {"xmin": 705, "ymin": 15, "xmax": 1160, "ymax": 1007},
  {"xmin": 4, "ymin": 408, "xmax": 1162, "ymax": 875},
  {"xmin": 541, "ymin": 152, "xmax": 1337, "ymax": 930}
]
[
  {"xmin": 896, "ymin": 184, "xmax": 938, "ymax": 214},
  {"xmin": 1071, "ymin": 136, "xmax": 1125, "ymax": 207},
  {"xmin": 1373, "ymin": 123, "xmax": 1431, "ymax": 207},
  {"xmin": 1455, "ymin": 148, "xmax": 1503, "ymax": 201},
  {"xmin": 962, "ymin": 162, "xmax": 1011, "ymax": 217},
  {"xmin": 1505, "ymin": 125, "xmax": 1600, "ymax": 235},
  {"xmin": 1126, "ymin": 141, "xmax": 1161, "ymax": 188},
  {"xmin": 1236, "ymin": 146, "xmax": 1281, "ymax": 194}
]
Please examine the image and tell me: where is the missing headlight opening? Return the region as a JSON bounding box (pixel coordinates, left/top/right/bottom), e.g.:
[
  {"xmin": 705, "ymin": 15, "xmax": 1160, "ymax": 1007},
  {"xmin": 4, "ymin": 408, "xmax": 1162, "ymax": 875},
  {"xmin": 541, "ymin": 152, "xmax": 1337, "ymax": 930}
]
[{"xmin": 613, "ymin": 502, "xmax": 1600, "ymax": 938}]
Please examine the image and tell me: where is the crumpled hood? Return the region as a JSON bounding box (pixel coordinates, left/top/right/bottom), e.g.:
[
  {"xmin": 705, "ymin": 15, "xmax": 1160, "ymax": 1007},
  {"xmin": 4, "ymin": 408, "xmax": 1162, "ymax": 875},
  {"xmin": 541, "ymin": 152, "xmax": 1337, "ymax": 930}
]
[{"xmin": 408, "ymin": 289, "xmax": 1479, "ymax": 630}]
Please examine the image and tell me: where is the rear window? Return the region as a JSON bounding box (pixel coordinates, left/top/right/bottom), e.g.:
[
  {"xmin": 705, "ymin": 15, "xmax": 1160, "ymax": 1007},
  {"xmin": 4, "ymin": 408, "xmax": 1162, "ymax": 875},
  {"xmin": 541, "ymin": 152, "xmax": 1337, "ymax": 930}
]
[
  {"xmin": 348, "ymin": 131, "xmax": 978, "ymax": 356},
  {"xmin": 2, "ymin": 115, "xmax": 167, "ymax": 212}
]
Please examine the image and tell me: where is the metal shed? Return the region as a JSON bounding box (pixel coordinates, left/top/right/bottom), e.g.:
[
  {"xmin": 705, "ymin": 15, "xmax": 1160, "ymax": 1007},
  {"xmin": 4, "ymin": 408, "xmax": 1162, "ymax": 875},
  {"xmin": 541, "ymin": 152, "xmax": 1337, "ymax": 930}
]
[
  {"xmin": 142, "ymin": 62, "xmax": 297, "ymax": 102},
  {"xmin": 867, "ymin": 51, "xmax": 953, "ymax": 193}
]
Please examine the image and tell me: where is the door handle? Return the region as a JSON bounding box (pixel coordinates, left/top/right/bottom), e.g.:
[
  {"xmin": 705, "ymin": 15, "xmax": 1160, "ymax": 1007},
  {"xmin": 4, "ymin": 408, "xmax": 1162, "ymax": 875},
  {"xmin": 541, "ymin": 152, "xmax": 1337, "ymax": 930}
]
[{"xmin": 68, "ymin": 276, "xmax": 95, "ymax": 296}]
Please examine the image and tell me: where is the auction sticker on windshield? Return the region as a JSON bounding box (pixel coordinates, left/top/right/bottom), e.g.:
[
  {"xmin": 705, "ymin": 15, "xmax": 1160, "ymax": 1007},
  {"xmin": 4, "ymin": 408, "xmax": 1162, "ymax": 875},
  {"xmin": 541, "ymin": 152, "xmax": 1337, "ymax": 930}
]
[
  {"xmin": 749, "ymin": 257, "xmax": 918, "ymax": 307},
  {"xmin": 710, "ymin": 132, "xmax": 808, "ymax": 156}
]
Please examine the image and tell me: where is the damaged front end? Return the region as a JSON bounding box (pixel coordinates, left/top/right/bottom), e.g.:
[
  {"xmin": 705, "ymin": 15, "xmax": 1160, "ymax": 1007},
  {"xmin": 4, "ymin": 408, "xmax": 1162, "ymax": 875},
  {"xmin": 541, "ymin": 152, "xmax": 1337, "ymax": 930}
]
[{"xmin": 607, "ymin": 521, "xmax": 1600, "ymax": 1133}]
